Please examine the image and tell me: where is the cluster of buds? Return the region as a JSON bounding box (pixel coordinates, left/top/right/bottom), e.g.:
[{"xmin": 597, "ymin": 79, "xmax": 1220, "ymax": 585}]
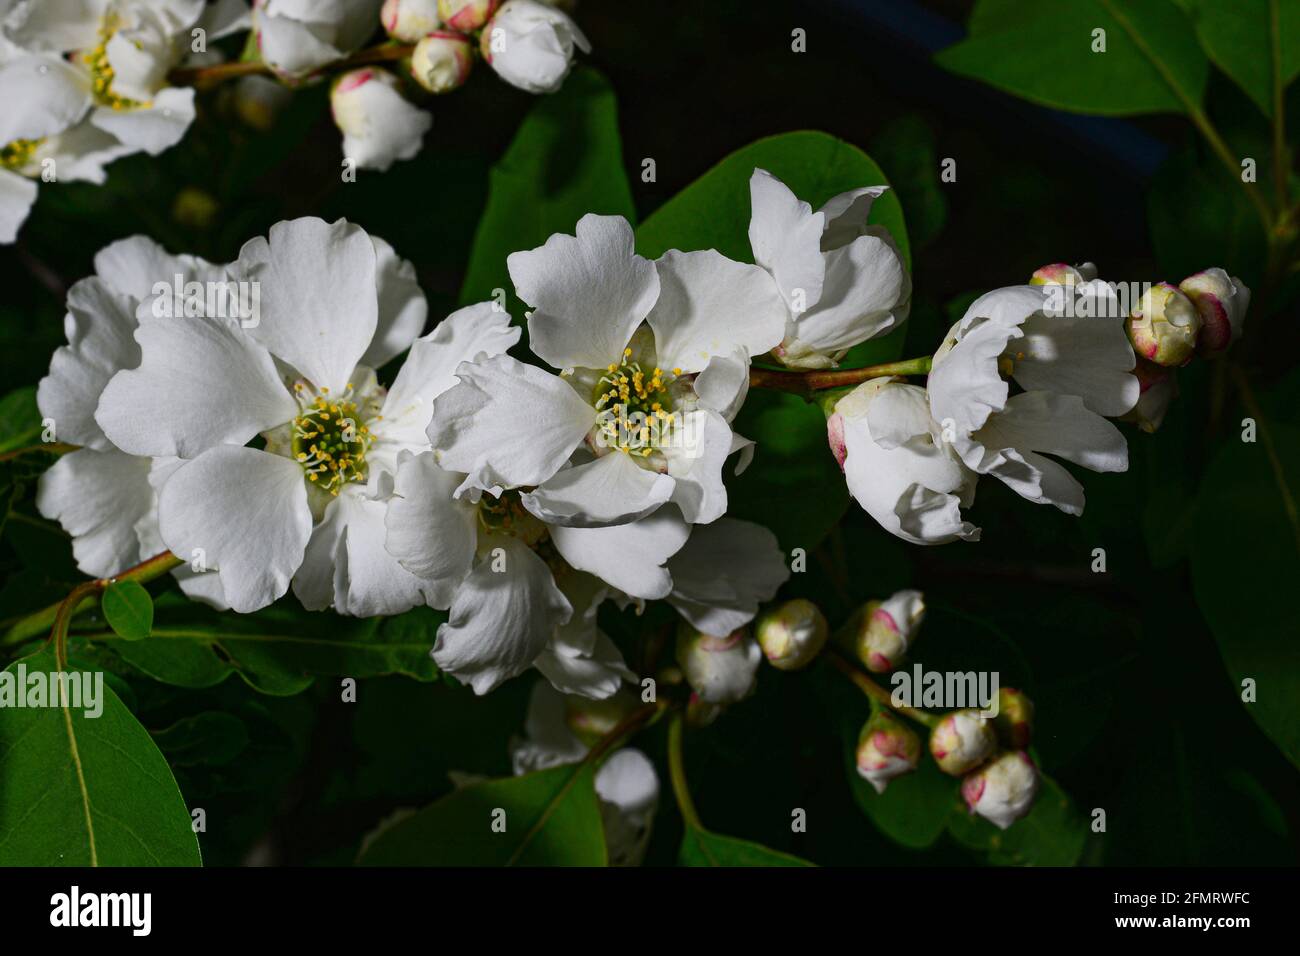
[{"xmin": 930, "ymin": 688, "xmax": 1039, "ymax": 830}]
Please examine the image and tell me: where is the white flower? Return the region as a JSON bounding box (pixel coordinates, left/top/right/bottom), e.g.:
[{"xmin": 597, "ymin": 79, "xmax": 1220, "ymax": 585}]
[
  {"xmin": 829, "ymin": 377, "xmax": 979, "ymax": 545},
  {"xmin": 35, "ymin": 236, "xmax": 229, "ymax": 604},
  {"xmin": 427, "ymin": 214, "xmax": 787, "ymax": 528},
  {"xmin": 928, "ymin": 285, "xmax": 1133, "ymax": 516},
  {"xmin": 961, "ymin": 750, "xmax": 1039, "ymax": 829},
  {"xmin": 929, "ymin": 709, "xmax": 996, "ymax": 776},
  {"xmin": 852, "ymin": 588, "xmax": 924, "ymax": 673},
  {"xmin": 748, "ymin": 168, "xmax": 911, "ymax": 369},
  {"xmin": 1179, "ymin": 268, "xmax": 1249, "ymax": 356},
  {"xmin": 510, "ymin": 682, "xmax": 659, "ymax": 866},
  {"xmin": 330, "ymin": 67, "xmax": 431, "ymax": 171},
  {"xmin": 676, "ymin": 626, "xmax": 761, "ymax": 706},
  {"xmin": 253, "ymin": 0, "xmax": 381, "ymax": 78},
  {"xmin": 6, "ymin": 0, "xmax": 250, "ymax": 158},
  {"xmin": 93, "ymin": 217, "xmax": 507, "ymax": 617},
  {"xmin": 663, "ymin": 517, "xmax": 790, "ymax": 637},
  {"xmin": 381, "ymin": 0, "xmax": 441, "ymax": 42},
  {"xmin": 384, "ymin": 448, "xmax": 683, "ymax": 695},
  {"xmin": 481, "ymin": 0, "xmax": 588, "ymax": 94}
]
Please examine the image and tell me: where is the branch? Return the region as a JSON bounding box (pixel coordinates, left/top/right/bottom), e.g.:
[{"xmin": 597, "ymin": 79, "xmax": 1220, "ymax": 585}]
[
  {"xmin": 749, "ymin": 356, "xmax": 933, "ymax": 399},
  {"xmin": 167, "ymin": 42, "xmax": 416, "ymax": 87},
  {"xmin": 827, "ymin": 650, "xmax": 938, "ymax": 729}
]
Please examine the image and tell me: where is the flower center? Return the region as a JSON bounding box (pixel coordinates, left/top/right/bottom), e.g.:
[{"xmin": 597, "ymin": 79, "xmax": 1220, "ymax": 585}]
[
  {"xmin": 78, "ymin": 18, "xmax": 151, "ymax": 110},
  {"xmin": 290, "ymin": 385, "xmax": 373, "ymax": 496},
  {"xmin": 591, "ymin": 348, "xmax": 682, "ymax": 457},
  {"xmin": 0, "ymin": 138, "xmax": 41, "ymax": 172},
  {"xmin": 477, "ymin": 490, "xmax": 548, "ymax": 547}
]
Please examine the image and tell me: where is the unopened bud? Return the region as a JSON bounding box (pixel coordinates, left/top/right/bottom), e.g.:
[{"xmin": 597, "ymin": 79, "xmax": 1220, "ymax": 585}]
[
  {"xmin": 564, "ymin": 690, "xmax": 636, "ymax": 747},
  {"xmin": 929, "ymin": 709, "xmax": 996, "ymax": 776},
  {"xmin": 1121, "ymin": 359, "xmax": 1177, "ymax": 434},
  {"xmin": 685, "ymin": 692, "xmax": 723, "ymax": 728},
  {"xmin": 1029, "ymin": 261, "xmax": 1097, "ymax": 286},
  {"xmin": 438, "ymin": 0, "xmax": 498, "ymax": 31},
  {"xmin": 961, "ymin": 750, "xmax": 1039, "ymax": 829},
  {"xmin": 481, "ymin": 0, "xmax": 589, "ymax": 94},
  {"xmin": 756, "ymin": 598, "xmax": 828, "ymax": 671},
  {"xmin": 382, "ymin": 0, "xmax": 443, "ymax": 41},
  {"xmin": 992, "ymin": 687, "xmax": 1033, "ymax": 748},
  {"xmin": 410, "ymin": 31, "xmax": 474, "ymax": 93},
  {"xmin": 1127, "ymin": 282, "xmax": 1201, "ymax": 367},
  {"xmin": 1179, "ymin": 268, "xmax": 1250, "ymax": 356},
  {"xmin": 675, "ymin": 624, "xmax": 761, "ymax": 706},
  {"xmin": 852, "ymin": 588, "xmax": 924, "ymax": 673},
  {"xmin": 855, "ymin": 711, "xmax": 921, "ymax": 794}
]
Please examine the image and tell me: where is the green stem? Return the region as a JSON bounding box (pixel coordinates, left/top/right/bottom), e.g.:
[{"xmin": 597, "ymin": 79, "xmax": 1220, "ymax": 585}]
[
  {"xmin": 0, "ymin": 551, "xmax": 184, "ymax": 650},
  {"xmin": 666, "ymin": 711, "xmax": 704, "ymax": 829},
  {"xmin": 168, "ymin": 41, "xmax": 416, "ymax": 87},
  {"xmin": 827, "ymin": 650, "xmax": 938, "ymax": 729},
  {"xmin": 1271, "ymin": 0, "xmax": 1289, "ymax": 212},
  {"xmin": 51, "ymin": 581, "xmax": 104, "ymax": 671},
  {"xmin": 749, "ymin": 356, "xmax": 932, "ymax": 399}
]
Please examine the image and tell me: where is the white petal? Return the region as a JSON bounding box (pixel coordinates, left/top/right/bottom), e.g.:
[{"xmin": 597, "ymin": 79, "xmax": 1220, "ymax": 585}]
[
  {"xmin": 748, "ymin": 168, "xmax": 825, "ymax": 312},
  {"xmin": 363, "ymin": 235, "xmax": 427, "ymax": 368},
  {"xmin": 792, "ymin": 230, "xmax": 908, "ymax": 355},
  {"xmin": 646, "ymin": 249, "xmax": 786, "ymax": 373},
  {"xmin": 5, "ymin": 0, "xmax": 108, "ymax": 51},
  {"xmin": 36, "ymin": 448, "xmax": 152, "ymax": 577},
  {"xmin": 661, "ymin": 408, "xmax": 732, "ymax": 525},
  {"xmin": 158, "ymin": 447, "xmax": 313, "ymax": 612},
  {"xmin": 383, "ymin": 451, "xmax": 477, "ymax": 608},
  {"xmin": 549, "ymin": 507, "xmax": 690, "ymax": 600},
  {"xmin": 95, "ymin": 311, "xmax": 295, "ymax": 458},
  {"xmin": 595, "ymin": 747, "xmax": 659, "ymax": 866},
  {"xmin": 90, "ymin": 87, "xmax": 196, "ymax": 155},
  {"xmin": 426, "ymin": 353, "xmax": 593, "ymax": 494},
  {"xmin": 434, "ymin": 536, "xmax": 572, "ymax": 695},
  {"xmin": 38, "ymin": 276, "xmax": 139, "ymax": 449},
  {"xmin": 0, "ymin": 169, "xmax": 37, "ymax": 244},
  {"xmin": 693, "ymin": 348, "xmax": 750, "ymax": 422},
  {"xmin": 510, "ymin": 214, "xmax": 658, "ymax": 370},
  {"xmin": 522, "ymin": 452, "xmax": 675, "ymax": 528},
  {"xmin": 818, "ymin": 184, "xmax": 889, "ymax": 249},
  {"xmin": 535, "ymin": 631, "xmax": 635, "ymax": 700},
  {"xmin": 92, "ymin": 234, "xmax": 224, "ymax": 301},
  {"xmin": 1014, "ymin": 310, "xmax": 1139, "ymax": 417},
  {"xmin": 510, "ymin": 681, "xmax": 587, "ymax": 773},
  {"xmin": 237, "ymin": 217, "xmax": 379, "ymax": 394},
  {"xmin": 666, "ymin": 517, "xmax": 790, "ymax": 636},
  {"xmin": 0, "ymin": 53, "xmax": 90, "ymax": 142}
]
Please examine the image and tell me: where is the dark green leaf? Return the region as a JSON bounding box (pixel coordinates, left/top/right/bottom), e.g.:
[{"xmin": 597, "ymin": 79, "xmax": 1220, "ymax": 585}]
[
  {"xmin": 678, "ymin": 825, "xmax": 815, "ymax": 866},
  {"xmin": 102, "ymin": 580, "xmax": 154, "ymax": 641},
  {"xmin": 946, "ymin": 773, "xmax": 1087, "ymax": 866},
  {"xmin": 1181, "ymin": 0, "xmax": 1300, "ymax": 117},
  {"xmin": 151, "ymin": 712, "xmax": 249, "ymax": 767},
  {"xmin": 0, "ymin": 387, "xmax": 41, "ymax": 453}
]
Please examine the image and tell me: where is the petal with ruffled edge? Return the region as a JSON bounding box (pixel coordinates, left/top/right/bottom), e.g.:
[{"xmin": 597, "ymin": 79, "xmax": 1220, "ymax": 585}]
[
  {"xmin": 748, "ymin": 168, "xmax": 825, "ymax": 313},
  {"xmin": 646, "ymin": 250, "xmax": 786, "ymax": 374},
  {"xmin": 434, "ymin": 535, "xmax": 572, "ymax": 695},
  {"xmin": 792, "ymin": 230, "xmax": 908, "ymax": 355},
  {"xmin": 158, "ymin": 446, "xmax": 313, "ymax": 613},
  {"xmin": 383, "ymin": 451, "xmax": 477, "ymax": 609},
  {"xmin": 236, "ymin": 217, "xmax": 379, "ymax": 394},
  {"xmin": 522, "ymin": 452, "xmax": 675, "ymax": 528},
  {"xmin": 666, "ymin": 517, "xmax": 790, "ymax": 636},
  {"xmin": 133, "ymin": 456, "xmax": 229, "ymax": 609},
  {"xmin": 510, "ymin": 214, "xmax": 659, "ymax": 370},
  {"xmin": 362, "ymin": 235, "xmax": 428, "ymax": 369},
  {"xmin": 36, "ymin": 448, "xmax": 152, "ymax": 577},
  {"xmin": 91, "ymin": 87, "xmax": 196, "ymax": 156},
  {"xmin": 535, "ymin": 631, "xmax": 636, "ymax": 700},
  {"xmin": 426, "ymin": 353, "xmax": 594, "ymax": 495},
  {"xmin": 819, "ymin": 184, "xmax": 889, "ymax": 249},
  {"xmin": 693, "ymin": 348, "xmax": 750, "ymax": 422},
  {"xmin": 95, "ymin": 310, "xmax": 296, "ymax": 458},
  {"xmin": 549, "ymin": 507, "xmax": 690, "ymax": 601},
  {"xmin": 92, "ymin": 234, "xmax": 225, "ymax": 301}
]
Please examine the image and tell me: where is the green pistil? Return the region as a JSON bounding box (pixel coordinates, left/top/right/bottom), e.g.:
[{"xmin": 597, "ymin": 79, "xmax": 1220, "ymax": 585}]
[
  {"xmin": 291, "ymin": 391, "xmax": 371, "ymax": 496},
  {"xmin": 0, "ymin": 138, "xmax": 41, "ymax": 172}
]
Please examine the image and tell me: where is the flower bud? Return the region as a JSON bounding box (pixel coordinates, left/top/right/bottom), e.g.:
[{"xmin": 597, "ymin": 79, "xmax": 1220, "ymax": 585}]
[
  {"xmin": 929, "ymin": 709, "xmax": 996, "ymax": 776},
  {"xmin": 685, "ymin": 692, "xmax": 723, "ymax": 728},
  {"xmin": 439, "ymin": 0, "xmax": 498, "ymax": 31},
  {"xmin": 675, "ymin": 624, "xmax": 761, "ymax": 706},
  {"xmin": 410, "ymin": 31, "xmax": 474, "ymax": 93},
  {"xmin": 481, "ymin": 0, "xmax": 590, "ymax": 94},
  {"xmin": 1179, "ymin": 268, "xmax": 1250, "ymax": 356},
  {"xmin": 852, "ymin": 588, "xmax": 924, "ymax": 673},
  {"xmin": 756, "ymin": 598, "xmax": 828, "ymax": 671},
  {"xmin": 1121, "ymin": 359, "xmax": 1177, "ymax": 434},
  {"xmin": 855, "ymin": 711, "xmax": 921, "ymax": 794},
  {"xmin": 382, "ymin": 0, "xmax": 443, "ymax": 41},
  {"xmin": 992, "ymin": 687, "xmax": 1034, "ymax": 749},
  {"xmin": 564, "ymin": 689, "xmax": 636, "ymax": 747},
  {"xmin": 1029, "ymin": 261, "xmax": 1097, "ymax": 286},
  {"xmin": 330, "ymin": 68, "xmax": 432, "ymax": 171},
  {"xmin": 961, "ymin": 750, "xmax": 1039, "ymax": 830},
  {"xmin": 1127, "ymin": 282, "xmax": 1201, "ymax": 367}
]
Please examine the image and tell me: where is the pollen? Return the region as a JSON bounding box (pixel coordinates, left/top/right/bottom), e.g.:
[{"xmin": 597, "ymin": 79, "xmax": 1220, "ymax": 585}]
[
  {"xmin": 291, "ymin": 390, "xmax": 371, "ymax": 496},
  {"xmin": 77, "ymin": 18, "xmax": 151, "ymax": 111},
  {"xmin": 591, "ymin": 346, "xmax": 681, "ymax": 456},
  {"xmin": 0, "ymin": 138, "xmax": 42, "ymax": 172}
]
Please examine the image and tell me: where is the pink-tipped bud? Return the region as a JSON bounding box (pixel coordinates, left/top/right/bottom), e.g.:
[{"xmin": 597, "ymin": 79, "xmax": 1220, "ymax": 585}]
[
  {"xmin": 929, "ymin": 709, "xmax": 996, "ymax": 776},
  {"xmin": 756, "ymin": 598, "xmax": 829, "ymax": 671},
  {"xmin": 1178, "ymin": 268, "xmax": 1250, "ymax": 356},
  {"xmin": 992, "ymin": 687, "xmax": 1034, "ymax": 749},
  {"xmin": 382, "ymin": 0, "xmax": 443, "ymax": 41},
  {"xmin": 675, "ymin": 624, "xmax": 761, "ymax": 706},
  {"xmin": 1121, "ymin": 359, "xmax": 1177, "ymax": 434},
  {"xmin": 410, "ymin": 31, "xmax": 474, "ymax": 93},
  {"xmin": 961, "ymin": 750, "xmax": 1039, "ymax": 829},
  {"xmin": 1028, "ymin": 262, "xmax": 1097, "ymax": 286},
  {"xmin": 855, "ymin": 711, "xmax": 921, "ymax": 794},
  {"xmin": 852, "ymin": 589, "xmax": 924, "ymax": 673},
  {"xmin": 1127, "ymin": 282, "xmax": 1201, "ymax": 367},
  {"xmin": 438, "ymin": 0, "xmax": 498, "ymax": 31},
  {"xmin": 563, "ymin": 689, "xmax": 637, "ymax": 747}
]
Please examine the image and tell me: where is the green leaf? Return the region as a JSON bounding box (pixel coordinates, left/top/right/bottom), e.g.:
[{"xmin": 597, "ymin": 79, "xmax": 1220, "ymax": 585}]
[
  {"xmin": 946, "ymin": 774, "xmax": 1087, "ymax": 866},
  {"xmin": 99, "ymin": 598, "xmax": 443, "ymax": 695},
  {"xmin": 101, "ymin": 580, "xmax": 154, "ymax": 641},
  {"xmin": 151, "ymin": 712, "xmax": 249, "ymax": 767},
  {"xmin": 0, "ymin": 386, "xmax": 41, "ymax": 453},
  {"xmin": 636, "ymin": 131, "xmax": 910, "ymax": 551},
  {"xmin": 1190, "ymin": 421, "xmax": 1300, "ymax": 767},
  {"xmin": 937, "ymin": 0, "xmax": 1209, "ymax": 117},
  {"xmin": 1181, "ymin": 0, "xmax": 1300, "ymax": 116},
  {"xmin": 357, "ymin": 763, "xmax": 608, "ymax": 866},
  {"xmin": 678, "ymin": 825, "xmax": 815, "ymax": 866},
  {"xmin": 459, "ymin": 66, "xmax": 635, "ymax": 308},
  {"xmin": 869, "ymin": 116, "xmax": 948, "ymax": 250},
  {"xmin": 846, "ymin": 742, "xmax": 956, "ymax": 850},
  {"xmin": 0, "ymin": 646, "xmax": 201, "ymax": 865}
]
